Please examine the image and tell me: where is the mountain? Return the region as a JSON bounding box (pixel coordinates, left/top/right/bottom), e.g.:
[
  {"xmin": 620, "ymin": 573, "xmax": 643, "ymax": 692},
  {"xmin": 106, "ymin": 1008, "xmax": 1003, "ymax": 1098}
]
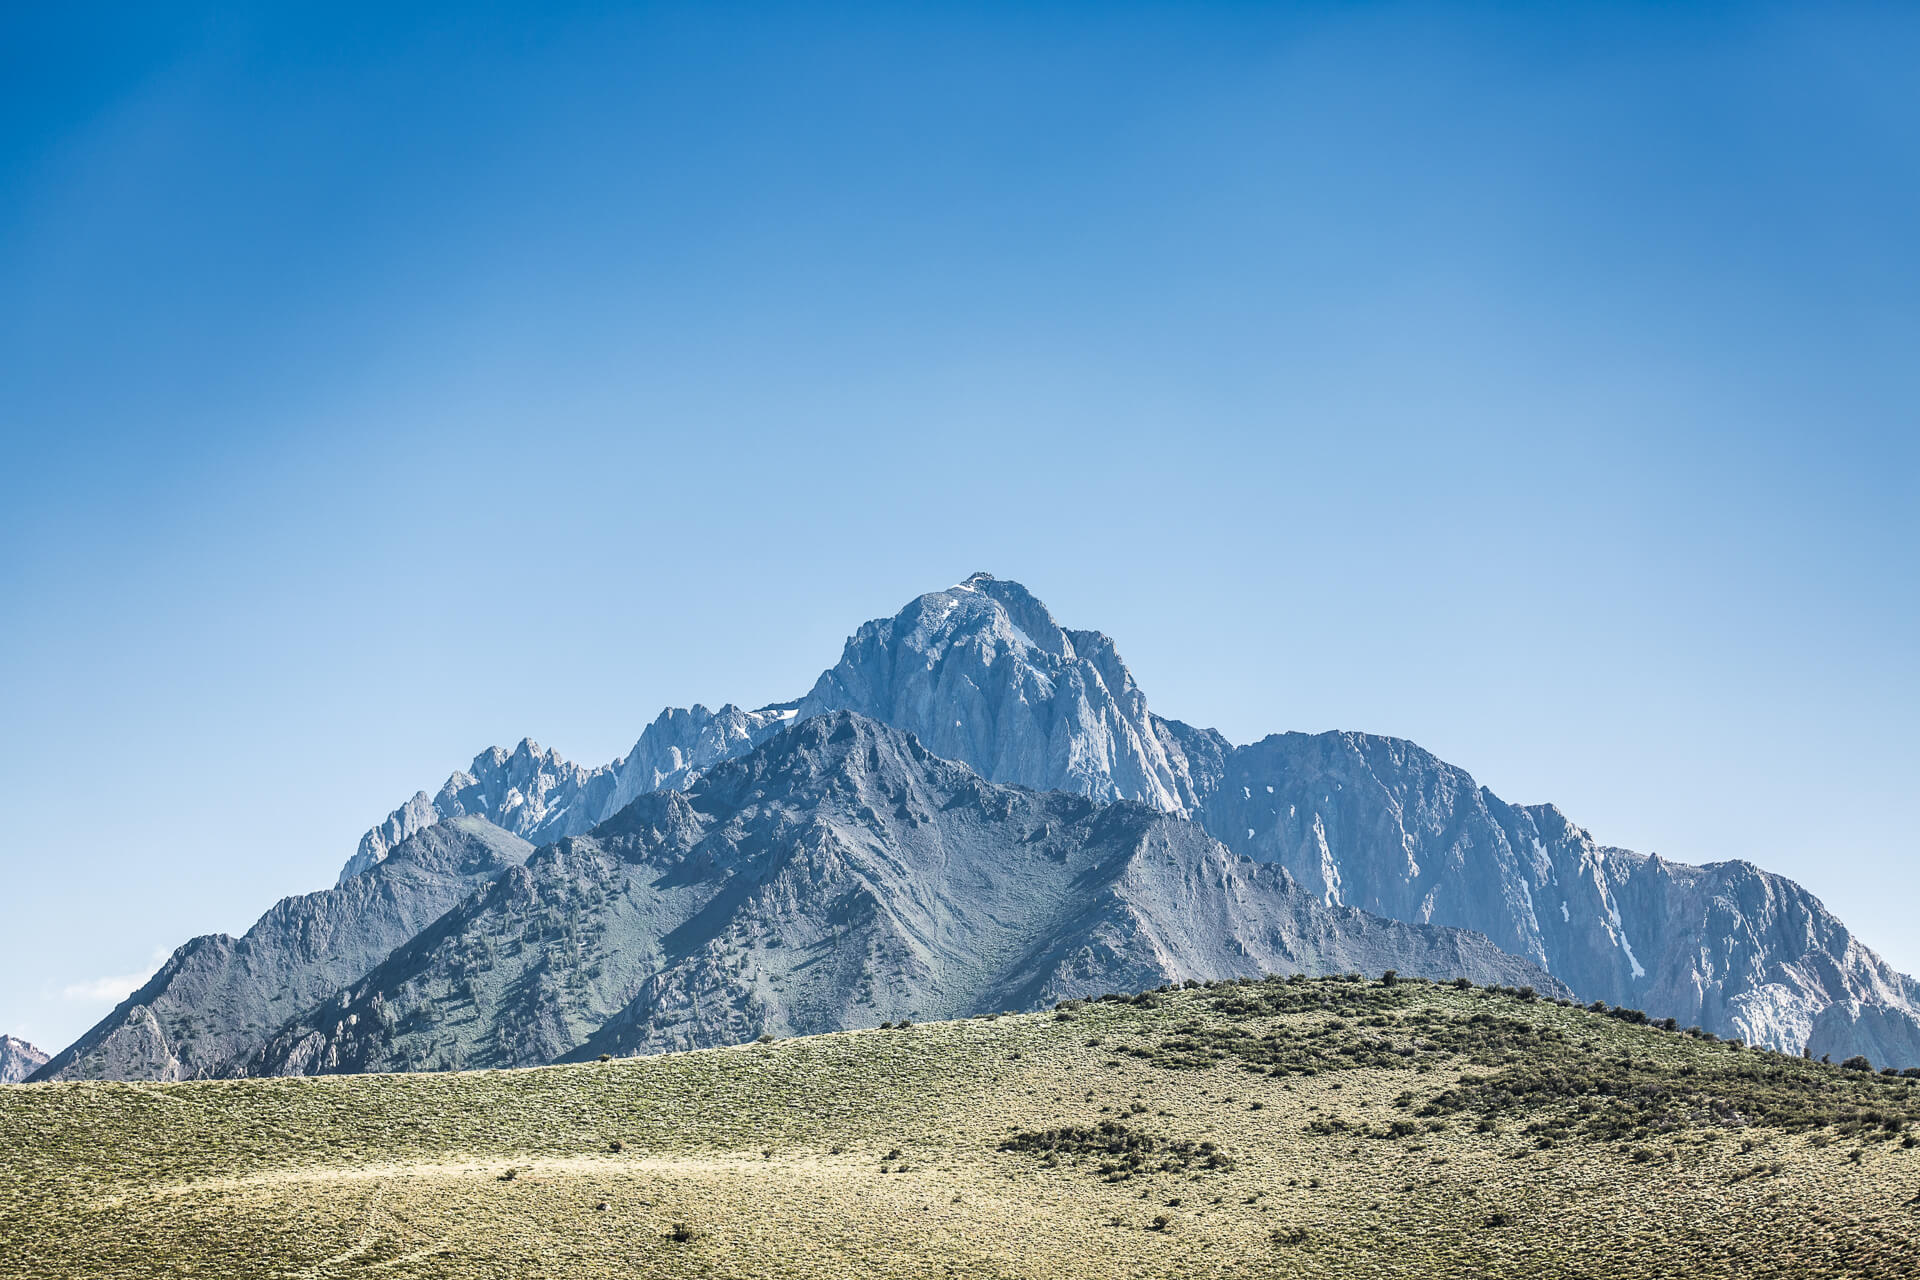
[
  {"xmin": 1195, "ymin": 730, "xmax": 1920, "ymax": 1061},
  {"xmin": 32, "ymin": 817, "xmax": 532, "ymax": 1083},
  {"xmin": 0, "ymin": 1035, "xmax": 46, "ymax": 1084},
  {"xmin": 339, "ymin": 703, "xmax": 797, "ymax": 882},
  {"xmin": 54, "ymin": 572, "xmax": 1915, "ymax": 1079},
  {"xmin": 245, "ymin": 712, "xmax": 1557, "ymax": 1076},
  {"xmin": 796, "ymin": 573, "xmax": 1217, "ymax": 811},
  {"xmin": 338, "ymin": 574, "xmax": 1206, "ymax": 883}
]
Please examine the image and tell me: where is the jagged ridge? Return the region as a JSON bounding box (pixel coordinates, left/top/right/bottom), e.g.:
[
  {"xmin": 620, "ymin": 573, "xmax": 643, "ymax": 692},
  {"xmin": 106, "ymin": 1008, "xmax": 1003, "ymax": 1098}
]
[{"xmin": 339, "ymin": 703, "xmax": 798, "ymax": 883}]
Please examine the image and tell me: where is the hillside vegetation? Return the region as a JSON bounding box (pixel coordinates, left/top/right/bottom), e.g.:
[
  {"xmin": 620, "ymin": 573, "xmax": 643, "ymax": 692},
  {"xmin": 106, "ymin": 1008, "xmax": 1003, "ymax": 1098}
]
[{"xmin": 6, "ymin": 976, "xmax": 1919, "ymax": 1278}]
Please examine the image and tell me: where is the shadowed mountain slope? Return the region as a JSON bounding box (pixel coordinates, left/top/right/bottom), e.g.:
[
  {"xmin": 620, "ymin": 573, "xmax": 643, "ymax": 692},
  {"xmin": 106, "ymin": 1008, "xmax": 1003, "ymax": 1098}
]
[
  {"xmin": 33, "ymin": 818, "xmax": 531, "ymax": 1083},
  {"xmin": 246, "ymin": 713, "xmax": 1556, "ymax": 1075}
]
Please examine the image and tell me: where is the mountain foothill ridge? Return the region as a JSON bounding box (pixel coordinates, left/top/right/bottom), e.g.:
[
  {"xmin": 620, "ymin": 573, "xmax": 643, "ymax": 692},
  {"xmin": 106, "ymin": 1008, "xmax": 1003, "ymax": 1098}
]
[{"xmin": 31, "ymin": 571, "xmax": 1920, "ymax": 1082}]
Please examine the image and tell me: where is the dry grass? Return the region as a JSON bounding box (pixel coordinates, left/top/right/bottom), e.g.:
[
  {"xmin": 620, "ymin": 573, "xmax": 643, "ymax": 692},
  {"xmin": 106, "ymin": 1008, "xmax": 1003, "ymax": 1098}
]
[{"xmin": 5, "ymin": 977, "xmax": 1919, "ymax": 1278}]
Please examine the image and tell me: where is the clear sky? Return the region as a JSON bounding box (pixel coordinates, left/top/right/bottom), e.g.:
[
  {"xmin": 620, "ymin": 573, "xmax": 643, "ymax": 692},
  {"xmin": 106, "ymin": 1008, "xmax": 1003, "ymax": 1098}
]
[{"xmin": 2, "ymin": 2, "xmax": 1915, "ymax": 1054}]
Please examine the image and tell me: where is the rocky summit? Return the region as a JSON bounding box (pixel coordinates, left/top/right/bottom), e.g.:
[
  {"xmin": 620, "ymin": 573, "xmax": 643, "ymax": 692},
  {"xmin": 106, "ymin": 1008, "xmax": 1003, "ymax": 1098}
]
[
  {"xmin": 244, "ymin": 712, "xmax": 1556, "ymax": 1075},
  {"xmin": 797, "ymin": 573, "xmax": 1215, "ymax": 812}
]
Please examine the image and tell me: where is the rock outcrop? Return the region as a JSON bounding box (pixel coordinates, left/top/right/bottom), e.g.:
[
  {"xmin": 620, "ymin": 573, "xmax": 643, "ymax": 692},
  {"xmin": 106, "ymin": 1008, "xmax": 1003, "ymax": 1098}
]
[{"xmin": 0, "ymin": 1036, "xmax": 47, "ymax": 1085}]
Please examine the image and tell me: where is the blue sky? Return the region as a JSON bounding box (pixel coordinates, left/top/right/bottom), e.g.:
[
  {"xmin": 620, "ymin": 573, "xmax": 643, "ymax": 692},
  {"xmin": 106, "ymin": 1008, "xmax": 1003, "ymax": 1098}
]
[{"xmin": 2, "ymin": 2, "xmax": 1915, "ymax": 1052}]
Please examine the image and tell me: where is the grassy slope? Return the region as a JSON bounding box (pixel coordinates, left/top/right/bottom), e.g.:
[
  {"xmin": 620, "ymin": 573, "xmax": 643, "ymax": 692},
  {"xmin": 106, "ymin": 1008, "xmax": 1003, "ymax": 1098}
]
[{"xmin": 5, "ymin": 978, "xmax": 1919, "ymax": 1279}]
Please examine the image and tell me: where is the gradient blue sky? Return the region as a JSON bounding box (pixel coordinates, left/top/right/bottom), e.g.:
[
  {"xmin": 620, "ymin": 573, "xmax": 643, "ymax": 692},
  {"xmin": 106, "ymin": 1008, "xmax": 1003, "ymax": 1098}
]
[{"xmin": 3, "ymin": 2, "xmax": 1915, "ymax": 1053}]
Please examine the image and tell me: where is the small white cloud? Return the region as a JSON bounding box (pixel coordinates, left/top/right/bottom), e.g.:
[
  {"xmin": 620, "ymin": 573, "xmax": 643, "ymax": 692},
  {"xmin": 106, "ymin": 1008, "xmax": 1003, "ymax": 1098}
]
[{"xmin": 60, "ymin": 949, "xmax": 170, "ymax": 1005}]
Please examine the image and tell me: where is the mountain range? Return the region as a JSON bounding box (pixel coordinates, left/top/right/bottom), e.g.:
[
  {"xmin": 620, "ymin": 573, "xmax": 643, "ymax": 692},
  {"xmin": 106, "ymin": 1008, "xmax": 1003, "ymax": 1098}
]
[
  {"xmin": 245, "ymin": 712, "xmax": 1555, "ymax": 1075},
  {"xmin": 31, "ymin": 572, "xmax": 1920, "ymax": 1081}
]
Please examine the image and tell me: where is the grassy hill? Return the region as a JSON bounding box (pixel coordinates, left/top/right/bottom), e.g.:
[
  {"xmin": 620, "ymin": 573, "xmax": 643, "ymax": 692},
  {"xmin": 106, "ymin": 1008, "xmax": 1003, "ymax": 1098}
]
[{"xmin": 6, "ymin": 975, "xmax": 1919, "ymax": 1278}]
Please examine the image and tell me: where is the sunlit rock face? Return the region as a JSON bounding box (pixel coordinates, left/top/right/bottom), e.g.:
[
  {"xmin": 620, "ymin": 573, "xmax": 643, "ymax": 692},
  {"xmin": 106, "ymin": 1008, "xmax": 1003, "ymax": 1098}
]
[
  {"xmin": 1194, "ymin": 730, "xmax": 1920, "ymax": 1063},
  {"xmin": 797, "ymin": 573, "xmax": 1215, "ymax": 814}
]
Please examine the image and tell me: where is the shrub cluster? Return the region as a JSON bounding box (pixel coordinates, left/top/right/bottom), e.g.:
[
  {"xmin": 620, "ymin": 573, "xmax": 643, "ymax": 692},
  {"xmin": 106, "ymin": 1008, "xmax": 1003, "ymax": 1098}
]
[{"xmin": 1000, "ymin": 1121, "xmax": 1235, "ymax": 1181}]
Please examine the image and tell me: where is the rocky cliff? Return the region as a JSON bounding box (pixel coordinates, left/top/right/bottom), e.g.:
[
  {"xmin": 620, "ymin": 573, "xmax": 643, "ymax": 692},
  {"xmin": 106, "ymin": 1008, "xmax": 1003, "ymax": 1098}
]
[
  {"xmin": 796, "ymin": 573, "xmax": 1216, "ymax": 811},
  {"xmin": 1195, "ymin": 730, "xmax": 1920, "ymax": 1059}
]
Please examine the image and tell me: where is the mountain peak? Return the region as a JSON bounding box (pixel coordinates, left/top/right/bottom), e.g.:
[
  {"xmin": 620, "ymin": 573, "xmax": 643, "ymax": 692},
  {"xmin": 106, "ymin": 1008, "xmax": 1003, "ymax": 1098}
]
[{"xmin": 796, "ymin": 579, "xmax": 1212, "ymax": 812}]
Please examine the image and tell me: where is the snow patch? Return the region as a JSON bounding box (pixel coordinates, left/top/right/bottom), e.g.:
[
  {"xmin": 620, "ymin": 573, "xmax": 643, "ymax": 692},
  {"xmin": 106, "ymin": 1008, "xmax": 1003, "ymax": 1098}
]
[{"xmin": 1607, "ymin": 901, "xmax": 1647, "ymax": 979}]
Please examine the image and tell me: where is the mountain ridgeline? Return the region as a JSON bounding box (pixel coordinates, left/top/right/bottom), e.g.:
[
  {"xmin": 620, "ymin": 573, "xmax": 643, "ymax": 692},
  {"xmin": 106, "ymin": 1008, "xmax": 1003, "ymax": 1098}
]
[
  {"xmin": 245, "ymin": 713, "xmax": 1555, "ymax": 1075},
  {"xmin": 33, "ymin": 573, "xmax": 1920, "ymax": 1081}
]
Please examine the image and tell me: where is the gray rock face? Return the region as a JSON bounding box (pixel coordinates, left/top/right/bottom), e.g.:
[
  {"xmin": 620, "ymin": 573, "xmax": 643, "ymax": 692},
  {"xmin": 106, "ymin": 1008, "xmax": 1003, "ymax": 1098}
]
[
  {"xmin": 340, "ymin": 704, "xmax": 796, "ymax": 882},
  {"xmin": 797, "ymin": 574, "xmax": 1215, "ymax": 812},
  {"xmin": 0, "ymin": 1035, "xmax": 47, "ymax": 1085},
  {"xmin": 1195, "ymin": 731, "xmax": 1920, "ymax": 1063},
  {"xmin": 33, "ymin": 817, "xmax": 531, "ymax": 1083},
  {"xmin": 246, "ymin": 713, "xmax": 1558, "ymax": 1075}
]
